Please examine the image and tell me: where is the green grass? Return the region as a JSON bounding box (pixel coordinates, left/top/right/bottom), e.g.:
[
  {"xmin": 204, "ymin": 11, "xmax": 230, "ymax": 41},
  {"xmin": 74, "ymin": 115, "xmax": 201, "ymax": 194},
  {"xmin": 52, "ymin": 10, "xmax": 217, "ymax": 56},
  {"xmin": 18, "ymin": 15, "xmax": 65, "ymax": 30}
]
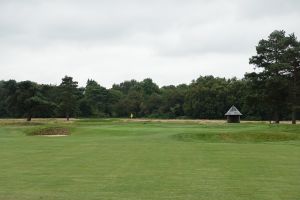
[{"xmin": 0, "ymin": 119, "xmax": 300, "ymax": 200}]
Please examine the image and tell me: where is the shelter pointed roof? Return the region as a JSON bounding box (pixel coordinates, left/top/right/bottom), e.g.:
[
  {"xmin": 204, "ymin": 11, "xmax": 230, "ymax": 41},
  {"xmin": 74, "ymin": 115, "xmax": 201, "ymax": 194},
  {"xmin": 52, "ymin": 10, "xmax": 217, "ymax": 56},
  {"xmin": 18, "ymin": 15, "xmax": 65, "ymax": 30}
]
[{"xmin": 225, "ymin": 106, "xmax": 242, "ymax": 116}]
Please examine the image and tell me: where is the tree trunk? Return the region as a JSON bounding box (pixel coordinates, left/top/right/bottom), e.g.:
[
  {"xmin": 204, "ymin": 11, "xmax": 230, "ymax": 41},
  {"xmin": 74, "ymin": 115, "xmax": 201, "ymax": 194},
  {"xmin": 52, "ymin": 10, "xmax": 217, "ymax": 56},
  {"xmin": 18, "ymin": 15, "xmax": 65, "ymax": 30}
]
[
  {"xmin": 292, "ymin": 65, "xmax": 298, "ymax": 124},
  {"xmin": 292, "ymin": 108, "xmax": 296, "ymax": 124},
  {"xmin": 27, "ymin": 115, "xmax": 32, "ymax": 122},
  {"xmin": 274, "ymin": 111, "xmax": 280, "ymax": 124},
  {"xmin": 66, "ymin": 113, "xmax": 70, "ymax": 121}
]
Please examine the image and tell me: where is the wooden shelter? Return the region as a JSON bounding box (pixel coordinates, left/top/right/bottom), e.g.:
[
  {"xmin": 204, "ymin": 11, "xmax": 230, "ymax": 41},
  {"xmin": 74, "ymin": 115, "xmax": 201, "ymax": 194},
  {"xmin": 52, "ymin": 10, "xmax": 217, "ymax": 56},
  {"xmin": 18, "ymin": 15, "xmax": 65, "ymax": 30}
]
[{"xmin": 225, "ymin": 106, "xmax": 242, "ymax": 123}]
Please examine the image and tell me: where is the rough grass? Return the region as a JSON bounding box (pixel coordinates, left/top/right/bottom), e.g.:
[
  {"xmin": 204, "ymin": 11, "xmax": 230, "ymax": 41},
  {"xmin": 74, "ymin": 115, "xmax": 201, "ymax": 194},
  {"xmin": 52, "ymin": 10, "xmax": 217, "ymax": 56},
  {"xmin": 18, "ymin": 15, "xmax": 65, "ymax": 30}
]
[
  {"xmin": 0, "ymin": 118, "xmax": 75, "ymax": 126},
  {"xmin": 172, "ymin": 123, "xmax": 300, "ymax": 143},
  {"xmin": 0, "ymin": 119, "xmax": 300, "ymax": 200},
  {"xmin": 174, "ymin": 131, "xmax": 300, "ymax": 143},
  {"xmin": 28, "ymin": 127, "xmax": 70, "ymax": 136},
  {"xmin": 174, "ymin": 133, "xmax": 300, "ymax": 142}
]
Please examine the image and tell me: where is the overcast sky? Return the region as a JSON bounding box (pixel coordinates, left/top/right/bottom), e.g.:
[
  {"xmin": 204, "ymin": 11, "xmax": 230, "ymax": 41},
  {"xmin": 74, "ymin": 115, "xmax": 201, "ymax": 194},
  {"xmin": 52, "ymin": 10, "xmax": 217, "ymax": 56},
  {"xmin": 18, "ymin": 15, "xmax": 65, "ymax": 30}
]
[{"xmin": 1, "ymin": 0, "xmax": 300, "ymax": 87}]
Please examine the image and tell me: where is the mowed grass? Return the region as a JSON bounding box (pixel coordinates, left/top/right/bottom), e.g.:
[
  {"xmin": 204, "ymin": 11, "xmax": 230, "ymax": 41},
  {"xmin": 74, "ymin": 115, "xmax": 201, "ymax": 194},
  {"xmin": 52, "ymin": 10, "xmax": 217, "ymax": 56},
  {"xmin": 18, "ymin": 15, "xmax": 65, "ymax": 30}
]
[{"xmin": 0, "ymin": 119, "xmax": 300, "ymax": 200}]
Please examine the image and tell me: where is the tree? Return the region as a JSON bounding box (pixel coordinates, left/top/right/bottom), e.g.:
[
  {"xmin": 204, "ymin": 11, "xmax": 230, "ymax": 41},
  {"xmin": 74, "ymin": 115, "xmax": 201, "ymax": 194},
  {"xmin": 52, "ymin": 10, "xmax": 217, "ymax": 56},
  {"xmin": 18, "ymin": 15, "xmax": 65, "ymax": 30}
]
[
  {"xmin": 140, "ymin": 78, "xmax": 160, "ymax": 96},
  {"xmin": 183, "ymin": 76, "xmax": 230, "ymax": 119},
  {"xmin": 249, "ymin": 30, "xmax": 290, "ymax": 123},
  {"xmin": 0, "ymin": 81, "xmax": 8, "ymax": 117},
  {"xmin": 5, "ymin": 81, "xmax": 54, "ymax": 121},
  {"xmin": 107, "ymin": 89, "xmax": 123, "ymax": 117},
  {"xmin": 59, "ymin": 76, "xmax": 79, "ymax": 120},
  {"xmin": 112, "ymin": 80, "xmax": 141, "ymax": 94},
  {"xmin": 159, "ymin": 85, "xmax": 185, "ymax": 118},
  {"xmin": 243, "ymin": 74, "xmax": 270, "ymax": 120},
  {"xmin": 285, "ymin": 34, "xmax": 300, "ymax": 124},
  {"xmin": 114, "ymin": 90, "xmax": 143, "ymax": 117},
  {"xmin": 84, "ymin": 79, "xmax": 108, "ymax": 117},
  {"xmin": 2, "ymin": 80, "xmax": 18, "ymax": 117},
  {"xmin": 140, "ymin": 93, "xmax": 162, "ymax": 116}
]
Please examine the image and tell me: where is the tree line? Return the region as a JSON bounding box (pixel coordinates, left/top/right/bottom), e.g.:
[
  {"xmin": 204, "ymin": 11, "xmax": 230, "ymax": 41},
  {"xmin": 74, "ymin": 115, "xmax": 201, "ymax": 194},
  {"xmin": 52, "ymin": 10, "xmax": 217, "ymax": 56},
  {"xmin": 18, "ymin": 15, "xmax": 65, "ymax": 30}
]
[{"xmin": 0, "ymin": 30, "xmax": 299, "ymax": 123}]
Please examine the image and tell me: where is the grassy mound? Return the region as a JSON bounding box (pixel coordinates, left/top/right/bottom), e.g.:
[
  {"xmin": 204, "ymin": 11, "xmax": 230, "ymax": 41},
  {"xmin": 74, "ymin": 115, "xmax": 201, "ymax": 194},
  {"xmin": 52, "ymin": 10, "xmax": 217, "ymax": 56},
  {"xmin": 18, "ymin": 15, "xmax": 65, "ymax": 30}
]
[
  {"xmin": 29, "ymin": 127, "xmax": 70, "ymax": 136},
  {"xmin": 174, "ymin": 132, "xmax": 300, "ymax": 143}
]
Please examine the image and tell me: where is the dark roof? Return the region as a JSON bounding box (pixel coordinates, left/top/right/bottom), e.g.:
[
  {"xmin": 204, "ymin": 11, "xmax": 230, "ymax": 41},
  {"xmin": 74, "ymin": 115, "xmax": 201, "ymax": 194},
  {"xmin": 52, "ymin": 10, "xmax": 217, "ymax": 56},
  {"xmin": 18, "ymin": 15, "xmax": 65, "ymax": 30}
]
[{"xmin": 225, "ymin": 106, "xmax": 242, "ymax": 116}]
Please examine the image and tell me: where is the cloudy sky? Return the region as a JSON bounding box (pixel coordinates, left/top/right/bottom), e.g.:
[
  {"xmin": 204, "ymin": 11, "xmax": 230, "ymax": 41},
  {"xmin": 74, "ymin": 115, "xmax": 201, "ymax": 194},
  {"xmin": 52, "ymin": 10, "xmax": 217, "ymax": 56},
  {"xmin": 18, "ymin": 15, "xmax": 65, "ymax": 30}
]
[{"xmin": 1, "ymin": 0, "xmax": 300, "ymax": 87}]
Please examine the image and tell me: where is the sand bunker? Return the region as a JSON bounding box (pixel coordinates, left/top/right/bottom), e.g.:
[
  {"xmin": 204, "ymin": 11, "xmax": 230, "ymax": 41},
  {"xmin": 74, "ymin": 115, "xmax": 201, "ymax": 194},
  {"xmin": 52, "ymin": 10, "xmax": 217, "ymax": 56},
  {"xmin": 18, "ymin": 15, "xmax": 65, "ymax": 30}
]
[
  {"xmin": 30, "ymin": 127, "xmax": 70, "ymax": 136},
  {"xmin": 41, "ymin": 135, "xmax": 68, "ymax": 137}
]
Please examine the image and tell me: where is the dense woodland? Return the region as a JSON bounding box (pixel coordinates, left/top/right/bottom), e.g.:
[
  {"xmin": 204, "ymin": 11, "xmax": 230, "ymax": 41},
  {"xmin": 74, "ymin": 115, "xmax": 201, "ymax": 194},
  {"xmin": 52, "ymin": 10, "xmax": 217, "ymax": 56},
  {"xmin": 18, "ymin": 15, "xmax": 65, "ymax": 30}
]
[{"xmin": 0, "ymin": 30, "xmax": 299, "ymax": 123}]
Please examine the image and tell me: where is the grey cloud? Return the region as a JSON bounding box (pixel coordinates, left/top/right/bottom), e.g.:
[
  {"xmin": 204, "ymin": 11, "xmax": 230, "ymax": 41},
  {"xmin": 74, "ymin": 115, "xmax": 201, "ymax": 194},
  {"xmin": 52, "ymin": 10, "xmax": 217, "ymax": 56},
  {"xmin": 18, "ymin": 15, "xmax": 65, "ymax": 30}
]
[
  {"xmin": 0, "ymin": 0, "xmax": 228, "ymax": 42},
  {"xmin": 237, "ymin": 0, "xmax": 300, "ymax": 19},
  {"xmin": 0, "ymin": 0, "xmax": 299, "ymax": 86}
]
